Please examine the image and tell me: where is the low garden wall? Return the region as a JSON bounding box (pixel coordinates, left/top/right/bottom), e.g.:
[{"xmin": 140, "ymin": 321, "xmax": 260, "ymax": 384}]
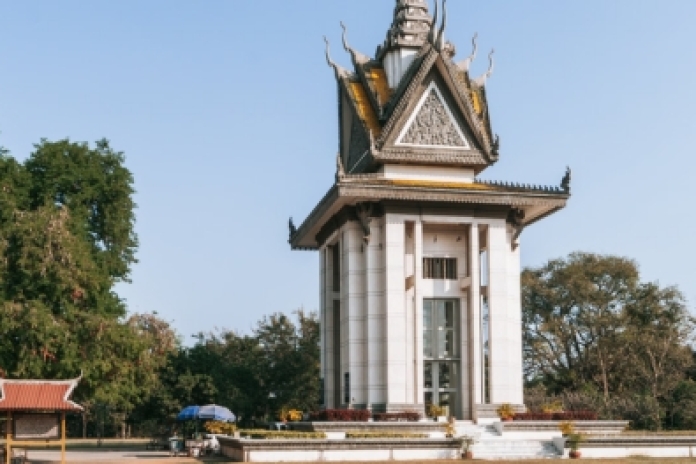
[
  {"xmin": 554, "ymin": 435, "xmax": 696, "ymax": 459},
  {"xmin": 498, "ymin": 420, "xmax": 629, "ymax": 435},
  {"xmin": 218, "ymin": 437, "xmax": 460, "ymax": 462},
  {"xmin": 290, "ymin": 421, "xmax": 446, "ymax": 436}
]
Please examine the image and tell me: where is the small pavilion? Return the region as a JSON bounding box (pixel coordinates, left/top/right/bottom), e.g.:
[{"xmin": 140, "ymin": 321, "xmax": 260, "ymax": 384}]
[{"xmin": 0, "ymin": 376, "xmax": 83, "ymax": 464}]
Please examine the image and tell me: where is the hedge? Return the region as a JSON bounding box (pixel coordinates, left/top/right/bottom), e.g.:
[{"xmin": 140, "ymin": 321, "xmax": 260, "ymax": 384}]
[
  {"xmin": 373, "ymin": 412, "xmax": 421, "ymax": 422},
  {"xmin": 513, "ymin": 411, "xmax": 598, "ymax": 421},
  {"xmin": 345, "ymin": 431, "xmax": 428, "ymax": 439},
  {"xmin": 239, "ymin": 430, "xmax": 326, "ymax": 439}
]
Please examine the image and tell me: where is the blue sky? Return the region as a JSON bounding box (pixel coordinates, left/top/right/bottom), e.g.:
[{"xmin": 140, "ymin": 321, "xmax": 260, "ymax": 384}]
[{"xmin": 1, "ymin": 1, "xmax": 695, "ymax": 341}]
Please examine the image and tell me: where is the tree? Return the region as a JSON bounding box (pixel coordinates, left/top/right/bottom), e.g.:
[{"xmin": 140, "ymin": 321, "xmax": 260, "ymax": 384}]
[
  {"xmin": 522, "ymin": 252, "xmax": 639, "ymax": 398},
  {"xmin": 255, "ymin": 310, "xmax": 320, "ymax": 417},
  {"xmin": 522, "ymin": 252, "xmax": 695, "ymax": 429},
  {"xmin": 131, "ymin": 310, "xmax": 321, "ymax": 428},
  {"xmin": 0, "ymin": 138, "xmax": 172, "ymax": 433}
]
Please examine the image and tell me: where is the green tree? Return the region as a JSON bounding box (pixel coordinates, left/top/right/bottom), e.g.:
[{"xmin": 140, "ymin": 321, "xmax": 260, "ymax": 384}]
[
  {"xmin": 0, "ymin": 138, "xmax": 172, "ymax": 434},
  {"xmin": 522, "ymin": 252, "xmax": 639, "ymax": 398},
  {"xmin": 522, "ymin": 252, "xmax": 695, "ymax": 429}
]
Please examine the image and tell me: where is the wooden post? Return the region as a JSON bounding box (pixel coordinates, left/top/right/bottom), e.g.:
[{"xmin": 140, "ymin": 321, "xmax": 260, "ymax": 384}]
[
  {"xmin": 61, "ymin": 412, "xmax": 66, "ymax": 464},
  {"xmin": 6, "ymin": 411, "xmax": 11, "ymax": 464}
]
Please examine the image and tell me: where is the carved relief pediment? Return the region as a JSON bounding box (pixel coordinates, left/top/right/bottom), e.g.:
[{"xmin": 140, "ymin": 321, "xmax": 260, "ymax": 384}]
[{"xmin": 396, "ymin": 82, "xmax": 470, "ymax": 150}]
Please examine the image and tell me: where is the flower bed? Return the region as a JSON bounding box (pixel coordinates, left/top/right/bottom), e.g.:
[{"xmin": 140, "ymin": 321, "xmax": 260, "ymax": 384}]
[
  {"xmin": 239, "ymin": 430, "xmax": 326, "ymax": 439},
  {"xmin": 345, "ymin": 431, "xmax": 428, "ymax": 439},
  {"xmin": 309, "ymin": 409, "xmax": 370, "ymax": 422},
  {"xmin": 514, "ymin": 411, "xmax": 598, "ymax": 421}
]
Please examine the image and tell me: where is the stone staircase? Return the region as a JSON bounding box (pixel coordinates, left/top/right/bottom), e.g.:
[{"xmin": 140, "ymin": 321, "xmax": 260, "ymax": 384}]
[{"xmin": 454, "ymin": 423, "xmax": 561, "ymax": 460}]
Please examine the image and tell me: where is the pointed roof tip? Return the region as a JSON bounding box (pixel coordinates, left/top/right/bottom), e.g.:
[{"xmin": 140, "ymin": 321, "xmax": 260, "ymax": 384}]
[
  {"xmin": 378, "ymin": 0, "xmax": 432, "ymax": 59},
  {"xmin": 436, "ymin": 0, "xmax": 448, "ymax": 51},
  {"xmin": 427, "ymin": 0, "xmax": 439, "ymax": 45}
]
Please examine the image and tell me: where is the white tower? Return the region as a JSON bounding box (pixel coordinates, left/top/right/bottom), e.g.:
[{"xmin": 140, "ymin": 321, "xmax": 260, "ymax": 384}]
[{"xmin": 290, "ymin": 0, "xmax": 570, "ymax": 420}]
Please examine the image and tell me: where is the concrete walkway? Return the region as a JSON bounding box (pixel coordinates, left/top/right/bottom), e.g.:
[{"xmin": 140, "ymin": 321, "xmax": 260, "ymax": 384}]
[{"xmin": 19, "ymin": 449, "xmax": 232, "ymax": 463}]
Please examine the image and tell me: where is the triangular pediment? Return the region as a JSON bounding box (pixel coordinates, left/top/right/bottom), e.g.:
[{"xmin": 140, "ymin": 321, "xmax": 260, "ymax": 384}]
[{"xmin": 395, "ymin": 82, "xmax": 470, "ymax": 150}]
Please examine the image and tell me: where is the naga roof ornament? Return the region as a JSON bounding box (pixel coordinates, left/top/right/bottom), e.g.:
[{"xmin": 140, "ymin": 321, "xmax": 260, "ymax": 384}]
[
  {"xmin": 323, "ymin": 36, "xmax": 349, "ymax": 79},
  {"xmin": 472, "ymin": 49, "xmax": 495, "ymax": 88},
  {"xmin": 341, "ymin": 22, "xmax": 371, "ymax": 66},
  {"xmin": 456, "ymin": 33, "xmax": 478, "ymax": 72}
]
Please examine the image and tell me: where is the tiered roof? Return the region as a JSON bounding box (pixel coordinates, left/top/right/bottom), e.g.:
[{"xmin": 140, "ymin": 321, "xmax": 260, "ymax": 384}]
[{"xmin": 289, "ymin": 0, "xmax": 570, "ymax": 250}]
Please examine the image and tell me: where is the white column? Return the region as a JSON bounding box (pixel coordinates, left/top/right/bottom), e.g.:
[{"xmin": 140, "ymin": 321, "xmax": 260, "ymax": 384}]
[
  {"xmin": 344, "ymin": 222, "xmax": 366, "ymax": 406},
  {"xmin": 487, "ymin": 221, "xmax": 510, "ymax": 404},
  {"xmin": 320, "ymin": 247, "xmax": 328, "ymax": 408},
  {"xmin": 507, "ymin": 225, "xmax": 524, "ymax": 405},
  {"xmin": 413, "ymin": 221, "xmax": 424, "ymax": 408},
  {"xmin": 324, "ymin": 245, "xmax": 337, "ymax": 408},
  {"xmin": 366, "ymin": 218, "xmax": 385, "ymax": 407},
  {"xmin": 469, "ymin": 223, "xmax": 482, "ymax": 412},
  {"xmin": 459, "ymin": 232, "xmax": 471, "ymax": 419},
  {"xmin": 384, "ymin": 217, "xmax": 407, "ymax": 408}
]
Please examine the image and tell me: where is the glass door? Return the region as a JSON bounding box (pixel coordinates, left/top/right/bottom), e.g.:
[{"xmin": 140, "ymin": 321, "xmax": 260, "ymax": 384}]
[{"xmin": 423, "ymin": 299, "xmax": 460, "ymax": 418}]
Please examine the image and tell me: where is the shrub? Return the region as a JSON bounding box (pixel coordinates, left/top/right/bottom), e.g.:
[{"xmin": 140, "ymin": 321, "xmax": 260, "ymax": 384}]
[
  {"xmin": 204, "ymin": 421, "xmax": 237, "ymax": 435},
  {"xmin": 427, "ymin": 404, "xmax": 445, "ymax": 417},
  {"xmin": 559, "ymin": 421, "xmax": 574, "ymax": 435},
  {"xmin": 541, "ymin": 400, "xmax": 564, "ymax": 413},
  {"xmin": 239, "ymin": 430, "xmax": 326, "ymax": 439},
  {"xmin": 496, "ymin": 403, "xmax": 515, "ymax": 420},
  {"xmin": 308, "ymin": 409, "xmax": 370, "ymax": 422},
  {"xmin": 513, "ymin": 412, "xmax": 554, "ymax": 421},
  {"xmin": 373, "ymin": 412, "xmax": 421, "ymax": 422},
  {"xmin": 513, "ymin": 411, "xmax": 598, "ymax": 421},
  {"xmin": 345, "ymin": 432, "xmax": 428, "ymax": 439}
]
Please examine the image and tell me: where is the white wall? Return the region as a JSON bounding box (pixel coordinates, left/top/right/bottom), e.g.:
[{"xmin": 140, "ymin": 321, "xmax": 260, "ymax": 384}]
[{"xmin": 381, "ymin": 165, "xmax": 475, "ymax": 183}]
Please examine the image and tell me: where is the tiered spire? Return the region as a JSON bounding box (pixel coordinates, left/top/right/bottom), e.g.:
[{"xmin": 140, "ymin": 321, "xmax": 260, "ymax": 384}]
[{"xmin": 376, "ymin": 0, "xmax": 433, "ymax": 59}]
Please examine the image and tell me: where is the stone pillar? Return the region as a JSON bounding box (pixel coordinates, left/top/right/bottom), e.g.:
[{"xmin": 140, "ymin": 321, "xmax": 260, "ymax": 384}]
[
  {"xmin": 366, "ymin": 218, "xmax": 385, "ymax": 408},
  {"xmin": 506, "ymin": 225, "xmax": 524, "ymax": 405},
  {"xmin": 459, "ymin": 232, "xmax": 471, "ymax": 420},
  {"xmin": 488, "ymin": 221, "xmax": 512, "ymax": 404},
  {"xmin": 384, "ymin": 217, "xmax": 407, "ymax": 410},
  {"xmin": 469, "ymin": 223, "xmax": 483, "ymax": 412},
  {"xmin": 344, "ymin": 222, "xmax": 366, "ymax": 407},
  {"xmin": 413, "ymin": 221, "xmax": 425, "ymax": 409},
  {"xmin": 320, "ymin": 246, "xmax": 328, "ymax": 408}
]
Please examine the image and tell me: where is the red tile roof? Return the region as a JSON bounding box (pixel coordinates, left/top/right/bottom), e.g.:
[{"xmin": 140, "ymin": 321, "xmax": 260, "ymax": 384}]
[{"xmin": 0, "ymin": 378, "xmax": 83, "ymax": 412}]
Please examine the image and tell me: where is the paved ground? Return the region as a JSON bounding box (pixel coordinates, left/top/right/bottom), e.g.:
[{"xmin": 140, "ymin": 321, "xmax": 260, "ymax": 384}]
[{"xmin": 19, "ymin": 449, "xmax": 232, "ymax": 463}]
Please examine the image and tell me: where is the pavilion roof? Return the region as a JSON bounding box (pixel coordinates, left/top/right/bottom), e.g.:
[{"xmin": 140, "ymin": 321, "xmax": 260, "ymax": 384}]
[
  {"xmin": 289, "ymin": 174, "xmax": 569, "ymax": 250},
  {"xmin": 0, "ymin": 377, "xmax": 83, "ymax": 412}
]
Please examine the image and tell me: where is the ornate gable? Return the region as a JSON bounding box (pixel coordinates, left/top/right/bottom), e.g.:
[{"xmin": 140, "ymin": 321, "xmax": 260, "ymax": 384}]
[{"xmin": 396, "ymin": 81, "xmax": 470, "ymax": 150}]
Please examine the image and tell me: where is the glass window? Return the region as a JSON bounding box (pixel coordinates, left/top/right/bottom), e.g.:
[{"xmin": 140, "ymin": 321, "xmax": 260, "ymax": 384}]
[
  {"xmin": 423, "ymin": 258, "xmax": 457, "ymax": 280},
  {"xmin": 424, "ymin": 362, "xmax": 433, "ymax": 388}
]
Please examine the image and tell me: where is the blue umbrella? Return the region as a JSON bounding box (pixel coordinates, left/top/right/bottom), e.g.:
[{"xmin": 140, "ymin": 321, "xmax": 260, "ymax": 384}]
[
  {"xmin": 176, "ymin": 405, "xmax": 201, "ymax": 421},
  {"xmin": 198, "ymin": 404, "xmax": 236, "ymax": 422}
]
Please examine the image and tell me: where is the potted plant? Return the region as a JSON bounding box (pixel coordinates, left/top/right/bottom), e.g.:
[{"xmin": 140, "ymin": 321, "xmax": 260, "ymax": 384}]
[
  {"xmin": 559, "ymin": 420, "xmax": 574, "ymax": 436},
  {"xmin": 457, "ymin": 434, "xmax": 476, "ymax": 459},
  {"xmin": 495, "ymin": 403, "xmax": 515, "ymax": 422},
  {"xmin": 428, "ymin": 404, "xmax": 446, "ymax": 422},
  {"xmin": 567, "ymin": 432, "xmax": 584, "ymax": 459}
]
